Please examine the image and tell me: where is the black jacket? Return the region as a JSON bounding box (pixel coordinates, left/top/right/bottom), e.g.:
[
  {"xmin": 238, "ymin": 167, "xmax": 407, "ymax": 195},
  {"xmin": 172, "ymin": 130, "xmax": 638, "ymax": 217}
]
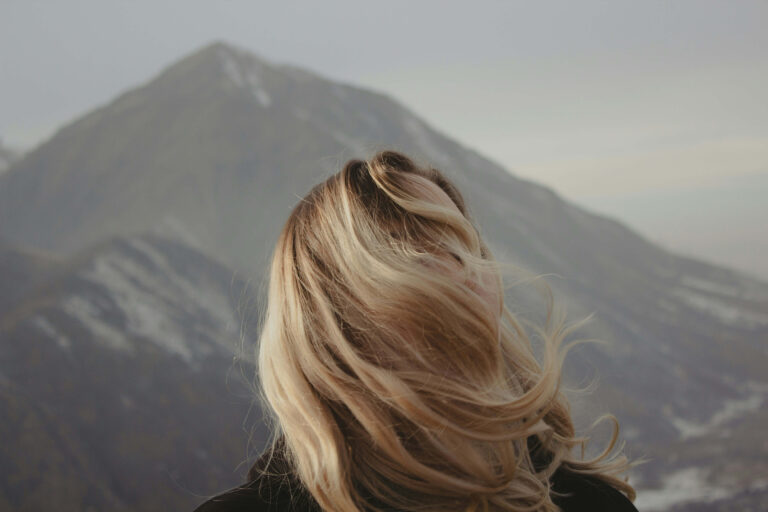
[{"xmin": 193, "ymin": 437, "xmax": 639, "ymax": 512}]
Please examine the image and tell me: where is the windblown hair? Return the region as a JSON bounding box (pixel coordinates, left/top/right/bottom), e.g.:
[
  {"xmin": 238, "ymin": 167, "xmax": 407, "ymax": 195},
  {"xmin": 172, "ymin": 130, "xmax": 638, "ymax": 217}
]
[{"xmin": 256, "ymin": 150, "xmax": 640, "ymax": 511}]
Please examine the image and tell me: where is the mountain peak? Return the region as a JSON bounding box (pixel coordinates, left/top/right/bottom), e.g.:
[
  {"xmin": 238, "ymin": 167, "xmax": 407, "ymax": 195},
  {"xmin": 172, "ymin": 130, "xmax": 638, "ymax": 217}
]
[
  {"xmin": 134, "ymin": 39, "xmax": 276, "ymax": 104},
  {"xmin": 209, "ymin": 42, "xmax": 274, "ymax": 107},
  {"xmin": 194, "ymin": 39, "xmax": 267, "ymax": 63}
]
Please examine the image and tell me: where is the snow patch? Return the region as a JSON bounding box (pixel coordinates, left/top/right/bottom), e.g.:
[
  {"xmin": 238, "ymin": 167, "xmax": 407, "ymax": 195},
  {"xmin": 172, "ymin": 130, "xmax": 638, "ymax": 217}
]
[
  {"xmin": 83, "ymin": 253, "xmax": 195, "ymax": 361},
  {"xmin": 128, "ymin": 237, "xmax": 169, "ymax": 270},
  {"xmin": 122, "ymin": 243, "xmax": 240, "ymax": 337},
  {"xmin": 245, "ymin": 69, "xmax": 272, "ymax": 107},
  {"xmin": 220, "ymin": 50, "xmax": 244, "ymax": 87},
  {"xmin": 679, "ymin": 275, "xmax": 742, "ymax": 298},
  {"xmin": 218, "ymin": 48, "xmax": 272, "ymax": 107},
  {"xmin": 32, "ymin": 315, "xmax": 71, "ymax": 349},
  {"xmin": 635, "ymin": 467, "xmax": 733, "ymax": 511},
  {"xmin": 151, "ymin": 215, "xmax": 205, "ymax": 251},
  {"xmin": 61, "ymin": 295, "xmax": 132, "ymax": 351},
  {"xmin": 73, "ymin": 240, "xmax": 239, "ymax": 360},
  {"xmin": 668, "ymin": 416, "xmax": 712, "ymax": 440},
  {"xmin": 667, "ymin": 387, "xmax": 766, "ymax": 440},
  {"xmin": 671, "ymin": 287, "xmax": 768, "ymax": 327}
]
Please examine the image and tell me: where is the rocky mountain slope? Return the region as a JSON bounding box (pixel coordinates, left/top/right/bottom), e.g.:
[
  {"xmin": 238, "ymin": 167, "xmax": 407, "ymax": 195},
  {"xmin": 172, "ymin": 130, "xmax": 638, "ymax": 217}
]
[
  {"xmin": 0, "ymin": 233, "xmax": 266, "ymax": 511},
  {"xmin": 0, "ymin": 139, "xmax": 20, "ymax": 176}
]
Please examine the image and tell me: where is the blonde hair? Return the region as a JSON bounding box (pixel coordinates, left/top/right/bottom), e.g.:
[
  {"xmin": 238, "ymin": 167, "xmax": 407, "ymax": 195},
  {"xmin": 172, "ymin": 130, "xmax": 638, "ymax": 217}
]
[{"xmin": 255, "ymin": 150, "xmax": 642, "ymax": 511}]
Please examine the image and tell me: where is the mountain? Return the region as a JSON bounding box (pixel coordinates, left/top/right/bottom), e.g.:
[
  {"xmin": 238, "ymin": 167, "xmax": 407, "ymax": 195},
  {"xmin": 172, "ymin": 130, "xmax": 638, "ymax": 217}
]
[
  {"xmin": 0, "ymin": 232, "xmax": 267, "ymax": 511},
  {"xmin": 0, "ymin": 139, "xmax": 21, "ymax": 176},
  {"xmin": 574, "ymin": 170, "xmax": 768, "ymax": 281},
  {"xmin": 0, "ymin": 40, "xmax": 767, "ymax": 511}
]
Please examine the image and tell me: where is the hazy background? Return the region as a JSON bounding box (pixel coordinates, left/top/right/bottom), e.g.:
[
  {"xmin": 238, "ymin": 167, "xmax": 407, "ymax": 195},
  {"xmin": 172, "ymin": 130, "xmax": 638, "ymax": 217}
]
[
  {"xmin": 2, "ymin": 0, "xmax": 767, "ymax": 279},
  {"xmin": 1, "ymin": 2, "xmax": 767, "ymax": 511}
]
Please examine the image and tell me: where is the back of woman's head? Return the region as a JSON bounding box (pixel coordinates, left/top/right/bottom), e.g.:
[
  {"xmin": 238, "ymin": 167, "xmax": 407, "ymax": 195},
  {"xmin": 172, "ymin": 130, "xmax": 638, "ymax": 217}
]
[{"xmin": 256, "ymin": 150, "xmax": 638, "ymax": 511}]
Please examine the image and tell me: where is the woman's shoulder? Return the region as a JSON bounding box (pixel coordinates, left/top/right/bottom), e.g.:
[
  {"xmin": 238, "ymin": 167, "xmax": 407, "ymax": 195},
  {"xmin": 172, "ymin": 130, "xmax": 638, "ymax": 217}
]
[
  {"xmin": 192, "ymin": 439, "xmax": 638, "ymax": 512},
  {"xmin": 193, "ymin": 471, "xmax": 638, "ymax": 512},
  {"xmin": 192, "ymin": 439, "xmax": 320, "ymax": 512},
  {"xmin": 193, "ymin": 469, "xmax": 638, "ymax": 512},
  {"xmin": 550, "ymin": 466, "xmax": 639, "ymax": 511},
  {"xmin": 191, "ymin": 470, "xmax": 319, "ymax": 512}
]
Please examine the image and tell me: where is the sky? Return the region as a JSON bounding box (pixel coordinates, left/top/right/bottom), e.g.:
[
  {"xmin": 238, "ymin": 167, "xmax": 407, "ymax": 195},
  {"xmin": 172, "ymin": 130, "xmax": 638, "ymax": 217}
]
[{"xmin": 1, "ymin": 0, "xmax": 767, "ymax": 277}]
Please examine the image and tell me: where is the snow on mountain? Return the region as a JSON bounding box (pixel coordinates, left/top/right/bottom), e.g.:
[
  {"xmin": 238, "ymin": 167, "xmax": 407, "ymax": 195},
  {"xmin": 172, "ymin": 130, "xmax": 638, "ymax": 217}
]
[{"xmin": 0, "ymin": 232, "xmax": 266, "ymax": 510}]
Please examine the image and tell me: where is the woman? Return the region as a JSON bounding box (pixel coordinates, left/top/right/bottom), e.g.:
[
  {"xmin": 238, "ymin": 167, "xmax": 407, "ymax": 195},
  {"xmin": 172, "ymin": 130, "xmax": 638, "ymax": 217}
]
[{"xmin": 194, "ymin": 150, "xmax": 642, "ymax": 511}]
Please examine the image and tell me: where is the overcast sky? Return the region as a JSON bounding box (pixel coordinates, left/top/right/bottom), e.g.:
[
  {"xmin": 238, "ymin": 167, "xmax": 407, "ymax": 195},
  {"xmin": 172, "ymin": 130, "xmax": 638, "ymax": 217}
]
[{"xmin": 2, "ymin": 0, "xmax": 767, "ymax": 275}]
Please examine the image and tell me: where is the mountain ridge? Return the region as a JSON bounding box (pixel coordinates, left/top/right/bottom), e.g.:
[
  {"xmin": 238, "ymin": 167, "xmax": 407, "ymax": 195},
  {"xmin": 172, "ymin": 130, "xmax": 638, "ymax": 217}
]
[{"xmin": 0, "ymin": 231, "xmax": 267, "ymax": 511}]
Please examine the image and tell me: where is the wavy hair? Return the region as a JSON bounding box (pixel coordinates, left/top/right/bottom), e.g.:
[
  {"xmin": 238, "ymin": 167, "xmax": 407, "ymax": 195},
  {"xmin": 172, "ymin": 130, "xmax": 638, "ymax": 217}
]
[{"xmin": 255, "ymin": 150, "xmax": 641, "ymax": 511}]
